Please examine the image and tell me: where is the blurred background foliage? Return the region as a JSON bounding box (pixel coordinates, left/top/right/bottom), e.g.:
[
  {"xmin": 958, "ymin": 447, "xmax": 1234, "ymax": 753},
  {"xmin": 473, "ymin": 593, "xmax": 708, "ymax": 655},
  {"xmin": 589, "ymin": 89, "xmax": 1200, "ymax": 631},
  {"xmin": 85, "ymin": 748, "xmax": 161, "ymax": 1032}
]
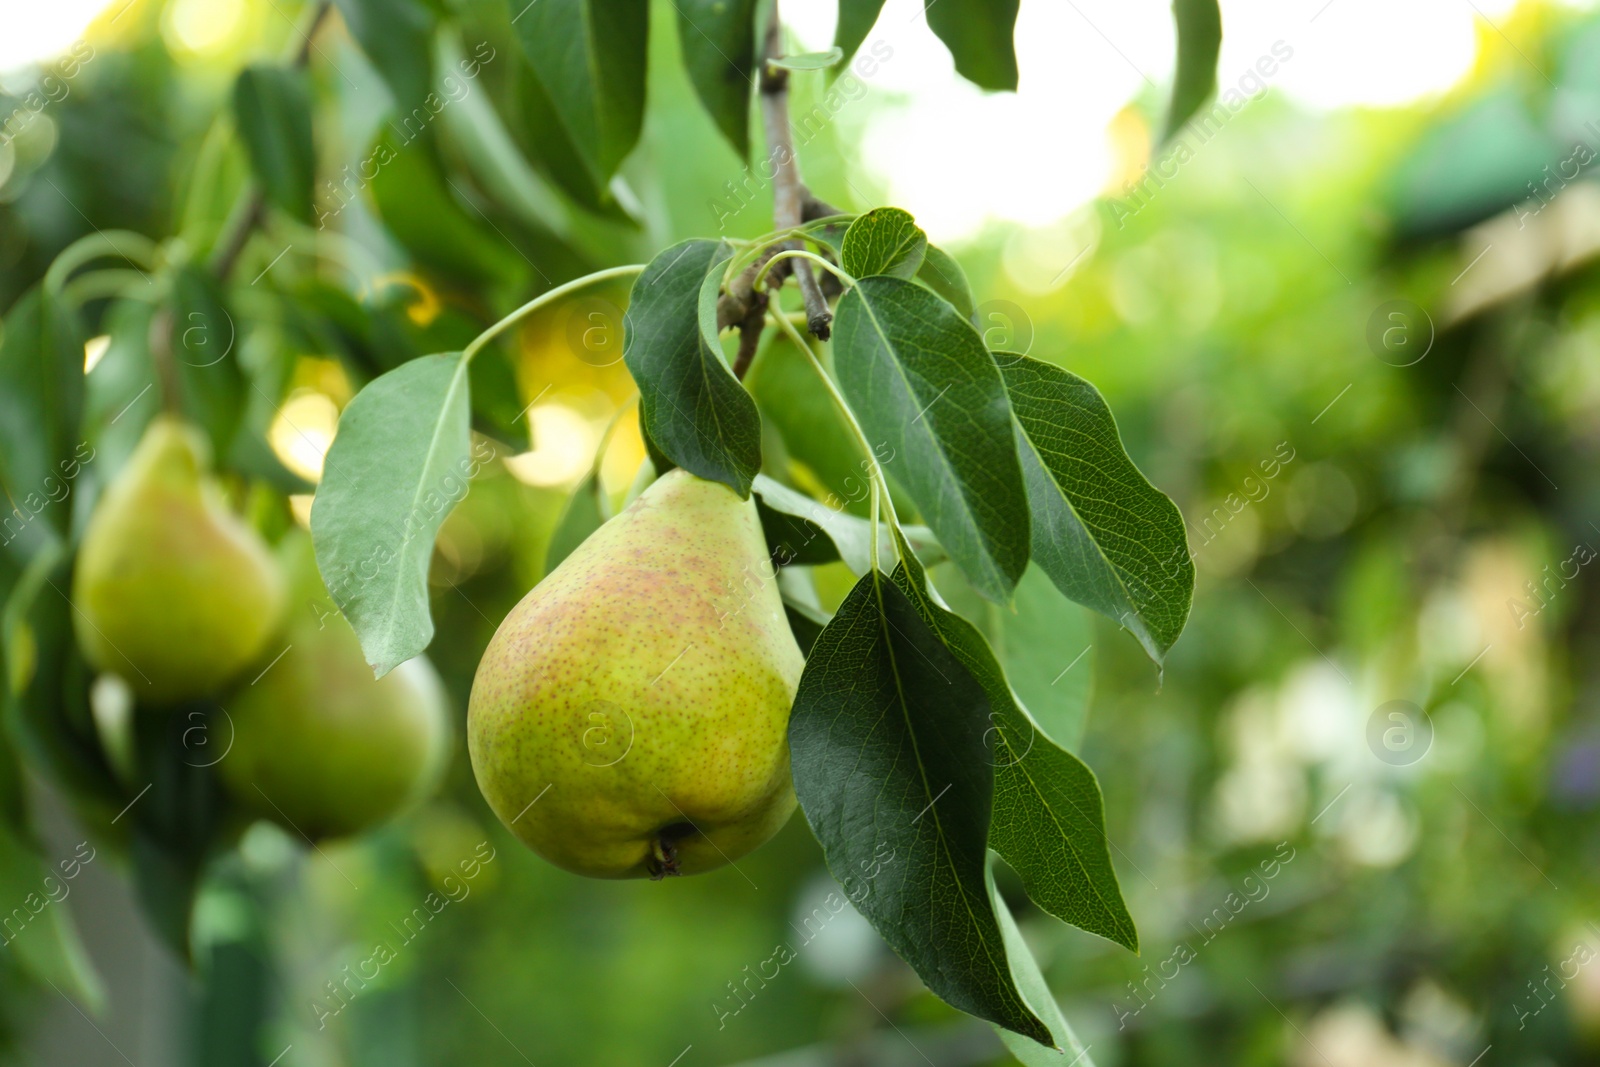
[{"xmin": 4, "ymin": 0, "xmax": 1600, "ymax": 1064}]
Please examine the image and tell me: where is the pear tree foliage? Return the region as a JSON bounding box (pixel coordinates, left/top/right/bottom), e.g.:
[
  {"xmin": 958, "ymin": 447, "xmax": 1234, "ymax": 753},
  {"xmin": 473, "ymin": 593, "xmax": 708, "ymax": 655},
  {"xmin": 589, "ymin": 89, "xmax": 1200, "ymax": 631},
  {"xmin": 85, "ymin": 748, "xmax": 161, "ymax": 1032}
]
[{"xmin": 0, "ymin": 0, "xmax": 1215, "ymax": 1058}]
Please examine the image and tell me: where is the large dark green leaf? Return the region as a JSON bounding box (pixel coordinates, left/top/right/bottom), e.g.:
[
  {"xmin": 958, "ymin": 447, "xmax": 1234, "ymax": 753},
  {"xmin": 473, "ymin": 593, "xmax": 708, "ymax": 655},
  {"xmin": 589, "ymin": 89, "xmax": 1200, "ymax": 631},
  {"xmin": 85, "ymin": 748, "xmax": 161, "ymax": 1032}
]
[
  {"xmin": 832, "ymin": 276, "xmax": 1029, "ymax": 602},
  {"xmin": 623, "ymin": 240, "xmax": 761, "ymax": 498},
  {"xmin": 833, "ymin": 0, "xmax": 890, "ymax": 72},
  {"xmin": 232, "ymin": 66, "xmax": 316, "ymax": 223},
  {"xmin": 511, "ymin": 0, "xmax": 648, "ymax": 185},
  {"xmin": 169, "ymin": 267, "xmax": 243, "ymax": 458},
  {"xmin": 789, "ymin": 566, "xmax": 1052, "ymax": 1045},
  {"xmin": 0, "ymin": 287, "xmax": 84, "ymax": 550},
  {"xmin": 676, "ymin": 0, "xmax": 757, "ymax": 157},
  {"xmin": 924, "ymin": 0, "xmax": 1019, "ymax": 91},
  {"xmin": 310, "ymin": 354, "xmax": 474, "ymax": 676},
  {"xmin": 1001, "ymin": 354, "xmax": 1192, "ymax": 663},
  {"xmin": 893, "ymin": 533, "xmax": 1135, "ymax": 952},
  {"xmin": 334, "ymin": 0, "xmax": 436, "ymax": 108},
  {"xmin": 1164, "ymin": 0, "xmax": 1222, "ymax": 141},
  {"xmin": 841, "ymin": 207, "xmax": 927, "ymax": 280}
]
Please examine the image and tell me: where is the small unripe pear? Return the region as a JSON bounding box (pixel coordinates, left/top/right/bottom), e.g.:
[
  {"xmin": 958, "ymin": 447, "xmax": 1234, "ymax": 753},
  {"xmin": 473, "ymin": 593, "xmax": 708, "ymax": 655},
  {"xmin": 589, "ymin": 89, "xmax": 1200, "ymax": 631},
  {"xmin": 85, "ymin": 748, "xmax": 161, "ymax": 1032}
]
[
  {"xmin": 468, "ymin": 469, "xmax": 804, "ymax": 879},
  {"xmin": 73, "ymin": 416, "xmax": 285, "ymax": 705},
  {"xmin": 218, "ymin": 535, "xmax": 451, "ymax": 839}
]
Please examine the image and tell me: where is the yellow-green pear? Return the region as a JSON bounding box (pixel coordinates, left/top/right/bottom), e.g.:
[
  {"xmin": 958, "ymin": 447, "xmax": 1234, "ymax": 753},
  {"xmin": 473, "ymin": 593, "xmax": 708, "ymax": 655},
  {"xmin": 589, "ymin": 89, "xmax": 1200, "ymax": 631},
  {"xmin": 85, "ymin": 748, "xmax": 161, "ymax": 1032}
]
[
  {"xmin": 73, "ymin": 416, "xmax": 285, "ymax": 704},
  {"xmin": 468, "ymin": 469, "xmax": 804, "ymax": 879},
  {"xmin": 218, "ymin": 534, "xmax": 451, "ymax": 839}
]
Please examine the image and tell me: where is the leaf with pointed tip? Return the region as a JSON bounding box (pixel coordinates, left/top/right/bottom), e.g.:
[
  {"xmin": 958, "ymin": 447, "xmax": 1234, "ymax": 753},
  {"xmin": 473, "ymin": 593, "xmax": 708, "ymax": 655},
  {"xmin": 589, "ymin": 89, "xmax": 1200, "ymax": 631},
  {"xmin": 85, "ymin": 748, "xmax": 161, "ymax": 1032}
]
[
  {"xmin": 833, "ymin": 0, "xmax": 890, "ymax": 73},
  {"xmin": 842, "ymin": 207, "xmax": 927, "ymax": 280},
  {"xmin": 311, "ymin": 354, "xmax": 473, "ymax": 676},
  {"xmin": 1165, "ymin": 0, "xmax": 1223, "ymax": 142},
  {"xmin": 1000, "ymin": 354, "xmax": 1192, "ymax": 663},
  {"xmin": 623, "ymin": 239, "xmax": 761, "ymax": 498},
  {"xmin": 676, "ymin": 0, "xmax": 758, "ymax": 157},
  {"xmin": 232, "ymin": 66, "xmax": 316, "ymax": 223},
  {"xmin": 832, "ymin": 276, "xmax": 1029, "ymax": 602},
  {"xmin": 925, "ymin": 0, "xmax": 1019, "ymax": 91},
  {"xmin": 916, "ymin": 244, "xmax": 977, "ymax": 325},
  {"xmin": 789, "ymin": 565, "xmax": 1053, "ymax": 1046},
  {"xmin": 511, "ymin": 0, "xmax": 648, "ymax": 184},
  {"xmin": 990, "ymin": 865, "xmax": 1100, "ymax": 1067},
  {"xmin": 893, "ymin": 532, "xmax": 1136, "ymax": 953}
]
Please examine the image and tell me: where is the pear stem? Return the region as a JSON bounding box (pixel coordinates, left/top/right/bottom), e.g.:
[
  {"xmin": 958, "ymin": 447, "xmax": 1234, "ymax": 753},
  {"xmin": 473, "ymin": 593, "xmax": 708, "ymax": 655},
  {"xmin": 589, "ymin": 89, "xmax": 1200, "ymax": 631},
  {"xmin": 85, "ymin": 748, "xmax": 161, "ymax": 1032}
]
[
  {"xmin": 460, "ymin": 264, "xmax": 646, "ymax": 365},
  {"xmin": 767, "ymin": 308, "xmax": 903, "ymax": 570},
  {"xmin": 752, "ymin": 249, "xmax": 855, "ymax": 294}
]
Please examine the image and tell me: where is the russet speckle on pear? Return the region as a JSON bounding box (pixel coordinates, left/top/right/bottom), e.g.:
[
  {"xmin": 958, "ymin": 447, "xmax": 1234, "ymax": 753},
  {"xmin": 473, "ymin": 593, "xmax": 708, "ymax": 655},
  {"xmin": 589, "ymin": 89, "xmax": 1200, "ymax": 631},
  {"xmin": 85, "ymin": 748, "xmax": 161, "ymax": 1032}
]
[
  {"xmin": 218, "ymin": 533, "xmax": 451, "ymax": 840},
  {"xmin": 467, "ymin": 469, "xmax": 804, "ymax": 879},
  {"xmin": 72, "ymin": 416, "xmax": 285, "ymax": 705}
]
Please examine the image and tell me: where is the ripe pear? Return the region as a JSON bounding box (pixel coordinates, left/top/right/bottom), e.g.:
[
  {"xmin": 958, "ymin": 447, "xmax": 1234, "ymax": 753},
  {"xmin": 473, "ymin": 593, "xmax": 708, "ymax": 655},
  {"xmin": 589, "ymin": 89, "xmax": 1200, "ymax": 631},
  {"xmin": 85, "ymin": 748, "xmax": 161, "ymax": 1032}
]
[
  {"xmin": 468, "ymin": 469, "xmax": 804, "ymax": 879},
  {"xmin": 218, "ymin": 534, "xmax": 451, "ymax": 839},
  {"xmin": 73, "ymin": 416, "xmax": 285, "ymax": 705}
]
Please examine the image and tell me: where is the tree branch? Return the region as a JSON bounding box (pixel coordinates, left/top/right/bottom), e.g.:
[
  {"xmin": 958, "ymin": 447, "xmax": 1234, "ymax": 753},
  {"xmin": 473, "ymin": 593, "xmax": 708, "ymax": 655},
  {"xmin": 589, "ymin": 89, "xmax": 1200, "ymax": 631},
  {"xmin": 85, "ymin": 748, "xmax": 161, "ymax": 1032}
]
[
  {"xmin": 757, "ymin": 9, "xmax": 832, "ymax": 342},
  {"xmin": 211, "ymin": 0, "xmax": 334, "ymax": 281}
]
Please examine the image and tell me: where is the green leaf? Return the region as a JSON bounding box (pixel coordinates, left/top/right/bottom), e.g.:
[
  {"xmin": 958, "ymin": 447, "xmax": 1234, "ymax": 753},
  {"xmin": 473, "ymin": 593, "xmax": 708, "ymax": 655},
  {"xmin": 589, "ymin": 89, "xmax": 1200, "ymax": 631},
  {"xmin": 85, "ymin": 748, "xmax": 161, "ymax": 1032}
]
[
  {"xmin": 511, "ymin": 0, "xmax": 648, "ymax": 185},
  {"xmin": 989, "ymin": 865, "xmax": 1099, "ymax": 1067},
  {"xmin": 545, "ymin": 468, "xmax": 609, "ymax": 572},
  {"xmin": 841, "ymin": 207, "xmax": 927, "ymax": 280},
  {"xmin": 894, "ymin": 535, "xmax": 1135, "ymax": 953},
  {"xmin": 334, "ymin": 0, "xmax": 436, "ymax": 108},
  {"xmin": 0, "ymin": 287, "xmax": 84, "ymax": 548},
  {"xmin": 832, "ymin": 276, "xmax": 1029, "ymax": 602},
  {"xmin": 745, "ymin": 331, "xmax": 873, "ymax": 516},
  {"xmin": 169, "ymin": 267, "xmax": 243, "ymax": 458},
  {"xmin": 310, "ymin": 354, "xmax": 474, "ymax": 676},
  {"xmin": 789, "ymin": 566, "xmax": 1053, "ymax": 1046},
  {"xmin": 502, "ymin": 47, "xmax": 629, "ymax": 217},
  {"xmin": 1165, "ymin": 0, "xmax": 1223, "ymax": 142},
  {"xmin": 676, "ymin": 0, "xmax": 758, "ymax": 157},
  {"xmin": 924, "ymin": 0, "xmax": 1019, "ymax": 91},
  {"xmin": 1000, "ymin": 354, "xmax": 1193, "ymax": 663},
  {"xmin": 993, "ymin": 565, "xmax": 1095, "ymax": 750},
  {"xmin": 367, "ymin": 131, "xmax": 528, "ymax": 285},
  {"xmin": 753, "ymin": 474, "xmax": 943, "ymax": 575},
  {"xmin": 770, "ymin": 48, "xmax": 844, "ymax": 71},
  {"xmin": 0, "ymin": 821, "xmax": 105, "ymax": 1009},
  {"xmin": 833, "ymin": 0, "xmax": 889, "ymax": 73},
  {"xmin": 232, "ymin": 66, "xmax": 316, "ymax": 223},
  {"xmin": 916, "ymin": 244, "xmax": 977, "ymax": 325},
  {"xmin": 623, "ymin": 240, "xmax": 761, "ymax": 498}
]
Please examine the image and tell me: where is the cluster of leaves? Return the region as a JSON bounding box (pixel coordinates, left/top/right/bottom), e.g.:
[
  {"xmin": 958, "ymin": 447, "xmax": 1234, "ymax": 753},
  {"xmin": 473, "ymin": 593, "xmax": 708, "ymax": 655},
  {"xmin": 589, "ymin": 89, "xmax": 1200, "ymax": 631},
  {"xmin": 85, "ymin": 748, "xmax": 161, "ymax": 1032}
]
[{"xmin": 312, "ymin": 200, "xmax": 1196, "ymax": 1058}]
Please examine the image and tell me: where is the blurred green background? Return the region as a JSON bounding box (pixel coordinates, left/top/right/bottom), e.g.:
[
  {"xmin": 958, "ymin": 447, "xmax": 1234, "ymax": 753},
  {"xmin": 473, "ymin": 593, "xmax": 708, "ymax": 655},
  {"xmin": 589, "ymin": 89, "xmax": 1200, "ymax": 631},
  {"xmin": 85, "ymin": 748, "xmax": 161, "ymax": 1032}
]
[{"xmin": 5, "ymin": 0, "xmax": 1600, "ymax": 1064}]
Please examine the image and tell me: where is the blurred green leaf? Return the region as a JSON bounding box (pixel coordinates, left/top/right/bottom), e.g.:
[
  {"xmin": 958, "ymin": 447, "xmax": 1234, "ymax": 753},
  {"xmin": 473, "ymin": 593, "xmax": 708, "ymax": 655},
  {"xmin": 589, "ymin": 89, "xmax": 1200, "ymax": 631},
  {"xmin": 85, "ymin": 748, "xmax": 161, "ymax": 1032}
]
[
  {"xmin": 169, "ymin": 267, "xmax": 243, "ymax": 458},
  {"xmin": 745, "ymin": 331, "xmax": 872, "ymax": 515},
  {"xmin": 1164, "ymin": 0, "xmax": 1222, "ymax": 142},
  {"xmin": 841, "ymin": 207, "xmax": 927, "ymax": 280},
  {"xmin": 545, "ymin": 468, "xmax": 609, "ymax": 572},
  {"xmin": 231, "ymin": 66, "xmax": 316, "ymax": 223},
  {"xmin": 0, "ymin": 286, "xmax": 85, "ymax": 548},
  {"xmin": 770, "ymin": 48, "xmax": 843, "ymax": 72},
  {"xmin": 924, "ymin": 0, "xmax": 1019, "ymax": 91},
  {"xmin": 0, "ymin": 821, "xmax": 105, "ymax": 1010},
  {"xmin": 310, "ymin": 354, "xmax": 473, "ymax": 676},
  {"xmin": 676, "ymin": 0, "xmax": 758, "ymax": 157},
  {"xmin": 1001, "ymin": 354, "xmax": 1192, "ymax": 663},
  {"xmin": 623, "ymin": 240, "xmax": 761, "ymax": 498},
  {"xmin": 994, "ymin": 565, "xmax": 1094, "ymax": 749},
  {"xmin": 511, "ymin": 0, "xmax": 648, "ymax": 185},
  {"xmin": 833, "ymin": 0, "xmax": 889, "ymax": 73},
  {"xmin": 334, "ymin": 0, "xmax": 436, "ymax": 108},
  {"xmin": 789, "ymin": 564, "xmax": 1052, "ymax": 1046},
  {"xmin": 832, "ymin": 276, "xmax": 1029, "ymax": 602}
]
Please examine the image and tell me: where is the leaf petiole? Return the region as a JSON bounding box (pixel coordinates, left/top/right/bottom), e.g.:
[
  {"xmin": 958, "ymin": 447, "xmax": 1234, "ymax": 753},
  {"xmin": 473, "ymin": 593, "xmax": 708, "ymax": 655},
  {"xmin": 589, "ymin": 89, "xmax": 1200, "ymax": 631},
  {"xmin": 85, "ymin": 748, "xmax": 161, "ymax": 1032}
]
[
  {"xmin": 754, "ymin": 249, "xmax": 856, "ymax": 294},
  {"xmin": 461, "ymin": 263, "xmax": 646, "ymax": 365}
]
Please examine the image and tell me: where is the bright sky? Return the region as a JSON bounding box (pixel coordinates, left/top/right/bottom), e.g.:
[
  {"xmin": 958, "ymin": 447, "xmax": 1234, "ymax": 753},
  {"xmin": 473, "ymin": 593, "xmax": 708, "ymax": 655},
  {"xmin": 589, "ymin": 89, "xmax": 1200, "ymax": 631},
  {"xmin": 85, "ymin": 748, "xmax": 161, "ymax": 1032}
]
[{"xmin": 0, "ymin": 0, "xmax": 1551, "ymax": 242}]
